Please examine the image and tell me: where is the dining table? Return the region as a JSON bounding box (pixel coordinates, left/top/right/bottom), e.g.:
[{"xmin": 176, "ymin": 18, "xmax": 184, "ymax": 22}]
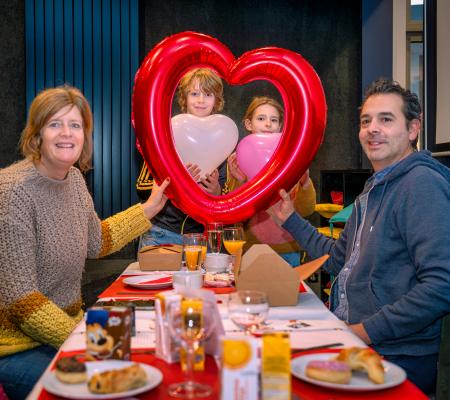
[{"xmin": 28, "ymin": 262, "xmax": 428, "ymax": 400}]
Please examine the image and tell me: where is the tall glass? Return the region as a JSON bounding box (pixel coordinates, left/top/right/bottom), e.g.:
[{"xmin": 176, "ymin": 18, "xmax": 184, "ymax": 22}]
[
  {"xmin": 167, "ymin": 298, "xmax": 215, "ymax": 398},
  {"xmin": 182, "ymin": 233, "xmax": 206, "ymax": 271},
  {"xmin": 223, "ymin": 225, "xmax": 246, "ymax": 275},
  {"xmin": 206, "ymin": 222, "xmax": 223, "ymax": 254},
  {"xmin": 228, "ymin": 290, "xmax": 269, "ymax": 335}
]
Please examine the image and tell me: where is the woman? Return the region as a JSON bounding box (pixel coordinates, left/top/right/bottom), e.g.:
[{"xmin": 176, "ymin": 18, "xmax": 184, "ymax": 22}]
[{"xmin": 0, "ymin": 86, "xmax": 169, "ymax": 398}]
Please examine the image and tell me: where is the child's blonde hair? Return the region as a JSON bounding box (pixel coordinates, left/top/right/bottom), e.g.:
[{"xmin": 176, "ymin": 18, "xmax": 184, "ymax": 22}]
[
  {"xmin": 243, "ymin": 96, "xmax": 284, "ymax": 131},
  {"xmin": 177, "ymin": 68, "xmax": 224, "ymax": 113}
]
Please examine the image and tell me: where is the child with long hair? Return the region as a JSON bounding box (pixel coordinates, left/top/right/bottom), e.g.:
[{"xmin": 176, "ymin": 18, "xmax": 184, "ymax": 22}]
[{"xmin": 227, "ymin": 96, "xmax": 316, "ymax": 266}]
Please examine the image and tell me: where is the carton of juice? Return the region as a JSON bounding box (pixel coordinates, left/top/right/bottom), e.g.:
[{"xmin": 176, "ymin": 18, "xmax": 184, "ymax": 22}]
[
  {"xmin": 220, "ymin": 336, "xmax": 259, "ymax": 400},
  {"xmin": 85, "ymin": 306, "xmax": 132, "ymax": 361},
  {"xmin": 155, "ymin": 291, "xmax": 182, "ymax": 363},
  {"xmin": 261, "ymin": 332, "xmax": 291, "ymax": 400},
  {"xmin": 179, "ymin": 297, "xmax": 205, "ymax": 371}
]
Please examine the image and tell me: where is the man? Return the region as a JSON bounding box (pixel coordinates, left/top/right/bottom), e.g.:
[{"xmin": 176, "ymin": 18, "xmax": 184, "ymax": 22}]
[{"xmin": 270, "ymin": 78, "xmax": 450, "ymax": 394}]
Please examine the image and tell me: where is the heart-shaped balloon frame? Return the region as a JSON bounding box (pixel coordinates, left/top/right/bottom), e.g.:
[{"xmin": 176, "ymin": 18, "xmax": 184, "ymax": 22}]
[{"xmin": 132, "ymin": 31, "xmax": 327, "ymax": 225}]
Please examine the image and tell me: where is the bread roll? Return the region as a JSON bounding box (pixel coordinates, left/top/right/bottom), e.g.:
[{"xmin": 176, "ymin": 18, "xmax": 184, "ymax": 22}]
[
  {"xmin": 335, "ymin": 347, "xmax": 385, "ymax": 384},
  {"xmin": 54, "ymin": 356, "xmax": 87, "ymax": 384},
  {"xmin": 88, "ymin": 363, "xmax": 147, "ymax": 393},
  {"xmin": 305, "ymin": 360, "xmax": 351, "ymax": 384}
]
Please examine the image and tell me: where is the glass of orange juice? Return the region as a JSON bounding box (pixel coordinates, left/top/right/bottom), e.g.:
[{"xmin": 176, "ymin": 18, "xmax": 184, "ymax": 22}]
[
  {"xmin": 182, "ymin": 233, "xmax": 207, "ymax": 271},
  {"xmin": 223, "ymin": 225, "xmax": 246, "ymax": 276}
]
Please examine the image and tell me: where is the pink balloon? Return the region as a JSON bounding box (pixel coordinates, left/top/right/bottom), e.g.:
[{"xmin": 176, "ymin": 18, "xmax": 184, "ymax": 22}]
[
  {"xmin": 172, "ymin": 114, "xmax": 238, "ymax": 180},
  {"xmin": 236, "ymin": 133, "xmax": 281, "ymax": 180}
]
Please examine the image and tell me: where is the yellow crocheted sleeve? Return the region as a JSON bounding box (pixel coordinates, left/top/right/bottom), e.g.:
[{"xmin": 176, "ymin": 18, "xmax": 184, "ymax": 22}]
[
  {"xmin": 98, "ymin": 203, "xmax": 151, "ymax": 258},
  {"xmin": 1, "ymin": 293, "xmax": 83, "ymax": 356}
]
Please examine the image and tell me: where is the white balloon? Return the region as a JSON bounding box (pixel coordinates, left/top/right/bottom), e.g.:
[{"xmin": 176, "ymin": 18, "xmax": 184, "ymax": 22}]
[{"xmin": 172, "ymin": 114, "xmax": 239, "ymax": 180}]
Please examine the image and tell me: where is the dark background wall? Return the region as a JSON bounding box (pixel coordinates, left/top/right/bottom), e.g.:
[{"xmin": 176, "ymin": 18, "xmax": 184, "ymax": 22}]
[
  {"xmin": 142, "ymin": 0, "xmax": 364, "ymax": 188},
  {"xmin": 0, "ymin": 0, "xmax": 26, "ymax": 168}
]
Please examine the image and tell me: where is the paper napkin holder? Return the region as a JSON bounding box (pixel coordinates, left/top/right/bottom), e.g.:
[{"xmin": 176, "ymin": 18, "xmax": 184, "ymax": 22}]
[{"xmin": 138, "ymin": 244, "xmax": 182, "ymax": 271}]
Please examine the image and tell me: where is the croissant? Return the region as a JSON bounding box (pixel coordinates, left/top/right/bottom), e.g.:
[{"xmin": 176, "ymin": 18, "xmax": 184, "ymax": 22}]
[
  {"xmin": 335, "ymin": 347, "xmax": 385, "ymax": 384},
  {"xmin": 88, "ymin": 364, "xmax": 147, "ymax": 393}
]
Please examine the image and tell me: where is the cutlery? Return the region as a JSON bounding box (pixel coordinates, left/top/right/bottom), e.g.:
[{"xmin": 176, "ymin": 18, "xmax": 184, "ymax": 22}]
[
  {"xmin": 291, "ymin": 342, "xmax": 344, "ymax": 354},
  {"xmin": 115, "ymin": 292, "xmax": 156, "ymax": 296}
]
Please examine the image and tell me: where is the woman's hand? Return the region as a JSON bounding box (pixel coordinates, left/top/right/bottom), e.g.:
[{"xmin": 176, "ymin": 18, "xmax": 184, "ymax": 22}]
[
  {"xmin": 142, "ymin": 178, "xmax": 170, "ymax": 220},
  {"xmin": 227, "ymin": 153, "xmax": 247, "ymax": 184},
  {"xmin": 200, "ymin": 169, "xmax": 221, "ymax": 195},
  {"xmin": 267, "ymin": 189, "xmax": 295, "ymax": 225}
]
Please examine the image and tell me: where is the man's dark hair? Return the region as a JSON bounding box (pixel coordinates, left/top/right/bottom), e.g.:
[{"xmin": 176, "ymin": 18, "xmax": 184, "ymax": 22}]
[{"xmin": 361, "ymin": 78, "xmax": 422, "ymax": 149}]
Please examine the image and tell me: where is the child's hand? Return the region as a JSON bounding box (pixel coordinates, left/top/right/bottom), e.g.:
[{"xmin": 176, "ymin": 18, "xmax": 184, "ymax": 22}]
[
  {"xmin": 186, "ymin": 163, "xmax": 201, "ymax": 181},
  {"xmin": 200, "ymin": 169, "xmax": 221, "ymax": 195},
  {"xmin": 227, "ymin": 153, "xmax": 247, "ymax": 183}
]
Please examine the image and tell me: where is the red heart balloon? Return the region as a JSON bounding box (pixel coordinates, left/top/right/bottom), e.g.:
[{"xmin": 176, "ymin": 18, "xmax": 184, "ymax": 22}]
[{"xmin": 132, "ymin": 32, "xmax": 327, "ymax": 225}]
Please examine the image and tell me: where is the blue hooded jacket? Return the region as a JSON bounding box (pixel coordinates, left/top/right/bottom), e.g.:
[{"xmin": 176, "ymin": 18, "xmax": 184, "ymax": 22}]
[{"xmin": 284, "ymin": 150, "xmax": 450, "ymax": 356}]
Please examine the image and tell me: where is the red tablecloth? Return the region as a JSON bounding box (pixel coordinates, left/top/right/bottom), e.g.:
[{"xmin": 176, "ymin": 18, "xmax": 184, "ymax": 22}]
[
  {"xmin": 98, "ymin": 276, "xmax": 306, "ymax": 299},
  {"xmin": 38, "ymin": 349, "xmax": 427, "ymax": 400}
]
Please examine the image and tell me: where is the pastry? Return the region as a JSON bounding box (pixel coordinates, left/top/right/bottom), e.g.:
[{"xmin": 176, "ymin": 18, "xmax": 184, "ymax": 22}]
[
  {"xmin": 54, "ymin": 356, "xmax": 87, "ymax": 384},
  {"xmin": 88, "ymin": 363, "xmax": 147, "ymax": 393},
  {"xmin": 305, "ymin": 360, "xmax": 351, "ymax": 384},
  {"xmin": 335, "ymin": 347, "xmax": 385, "ymax": 384}
]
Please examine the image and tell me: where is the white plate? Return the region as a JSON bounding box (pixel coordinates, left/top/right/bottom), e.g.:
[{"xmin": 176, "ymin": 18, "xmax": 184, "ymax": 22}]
[
  {"xmin": 42, "ymin": 360, "xmax": 163, "ymax": 399},
  {"xmin": 123, "ymin": 274, "xmax": 172, "ymax": 289},
  {"xmin": 291, "ymin": 352, "xmax": 406, "ymax": 392}
]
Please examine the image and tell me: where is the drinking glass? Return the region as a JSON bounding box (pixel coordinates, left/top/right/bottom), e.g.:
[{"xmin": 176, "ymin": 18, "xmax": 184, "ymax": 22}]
[
  {"xmin": 228, "ymin": 290, "xmax": 269, "ymax": 335},
  {"xmin": 223, "ymin": 225, "xmax": 246, "ymax": 274},
  {"xmin": 182, "ymin": 233, "xmax": 206, "ymax": 271},
  {"xmin": 166, "ymin": 298, "xmax": 216, "ymax": 398},
  {"xmin": 206, "ymin": 222, "xmax": 223, "ymax": 254}
]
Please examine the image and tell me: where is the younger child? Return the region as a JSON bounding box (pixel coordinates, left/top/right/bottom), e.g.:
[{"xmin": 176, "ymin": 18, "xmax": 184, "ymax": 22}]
[
  {"xmin": 227, "ymin": 96, "xmax": 316, "ymax": 266},
  {"xmin": 136, "ymin": 68, "xmax": 227, "ymax": 246}
]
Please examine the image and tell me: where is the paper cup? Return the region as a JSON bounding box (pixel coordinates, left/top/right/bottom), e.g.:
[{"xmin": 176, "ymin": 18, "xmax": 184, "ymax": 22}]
[
  {"xmin": 172, "ymin": 270, "xmax": 203, "ymax": 290},
  {"xmin": 204, "ymin": 253, "xmax": 231, "ymax": 273}
]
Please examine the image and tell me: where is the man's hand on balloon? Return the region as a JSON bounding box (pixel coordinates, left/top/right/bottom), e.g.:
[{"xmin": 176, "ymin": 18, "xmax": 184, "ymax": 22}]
[
  {"xmin": 227, "ymin": 153, "xmax": 247, "ymax": 184},
  {"xmin": 267, "ymin": 189, "xmax": 296, "ymax": 225},
  {"xmin": 200, "ymin": 169, "xmax": 221, "ymax": 195},
  {"xmin": 186, "ymin": 163, "xmax": 201, "ymax": 182}
]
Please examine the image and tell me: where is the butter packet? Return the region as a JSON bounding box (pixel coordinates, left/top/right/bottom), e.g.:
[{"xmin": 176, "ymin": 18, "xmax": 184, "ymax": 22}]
[
  {"xmin": 261, "ymin": 332, "xmax": 291, "ymax": 400},
  {"xmin": 220, "ymin": 336, "xmax": 259, "ymax": 400}
]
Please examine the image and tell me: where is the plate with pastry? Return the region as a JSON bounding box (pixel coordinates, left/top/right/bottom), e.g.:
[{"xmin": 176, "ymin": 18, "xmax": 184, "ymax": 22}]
[
  {"xmin": 123, "ymin": 274, "xmax": 173, "ymax": 289},
  {"xmin": 42, "ymin": 359, "xmax": 163, "ymax": 399},
  {"xmin": 291, "ymin": 349, "xmax": 406, "ymax": 391},
  {"xmin": 203, "ymin": 272, "xmax": 234, "ymax": 287}
]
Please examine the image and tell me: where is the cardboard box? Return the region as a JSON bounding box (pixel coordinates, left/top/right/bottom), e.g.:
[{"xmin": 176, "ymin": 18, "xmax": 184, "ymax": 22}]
[
  {"xmin": 138, "ymin": 244, "xmax": 182, "ymax": 271},
  {"xmin": 236, "ymin": 245, "xmax": 328, "ymax": 307},
  {"xmin": 85, "ymin": 306, "xmax": 132, "ymax": 361}
]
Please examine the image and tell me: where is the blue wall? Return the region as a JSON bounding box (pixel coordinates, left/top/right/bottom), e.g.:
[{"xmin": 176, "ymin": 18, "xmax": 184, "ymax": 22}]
[
  {"xmin": 25, "ymin": 0, "xmax": 140, "ymax": 218},
  {"xmin": 362, "ymin": 0, "xmax": 393, "ymax": 94}
]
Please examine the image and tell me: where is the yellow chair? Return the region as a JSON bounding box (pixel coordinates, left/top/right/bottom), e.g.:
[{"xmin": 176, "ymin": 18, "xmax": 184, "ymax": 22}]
[
  {"xmin": 317, "ymin": 226, "xmax": 343, "ymax": 240},
  {"xmin": 314, "ymin": 203, "xmax": 344, "ymax": 219}
]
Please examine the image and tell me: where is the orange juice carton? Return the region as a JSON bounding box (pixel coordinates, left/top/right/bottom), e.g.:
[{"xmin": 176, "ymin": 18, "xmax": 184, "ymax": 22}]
[
  {"xmin": 261, "ymin": 332, "xmax": 291, "ymax": 400},
  {"xmin": 179, "ymin": 297, "xmax": 205, "ymax": 371},
  {"xmin": 220, "ymin": 336, "xmax": 260, "ymax": 400},
  {"xmin": 85, "ymin": 306, "xmax": 132, "ymax": 361},
  {"xmin": 155, "ymin": 291, "xmax": 182, "ymax": 363}
]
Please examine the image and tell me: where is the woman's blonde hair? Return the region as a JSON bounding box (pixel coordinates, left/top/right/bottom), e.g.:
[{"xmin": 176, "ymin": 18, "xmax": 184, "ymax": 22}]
[
  {"xmin": 177, "ymin": 68, "xmax": 224, "ymax": 113},
  {"xmin": 243, "ymin": 96, "xmax": 284, "ymax": 130},
  {"xmin": 20, "ymin": 86, "xmax": 93, "ymax": 172}
]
